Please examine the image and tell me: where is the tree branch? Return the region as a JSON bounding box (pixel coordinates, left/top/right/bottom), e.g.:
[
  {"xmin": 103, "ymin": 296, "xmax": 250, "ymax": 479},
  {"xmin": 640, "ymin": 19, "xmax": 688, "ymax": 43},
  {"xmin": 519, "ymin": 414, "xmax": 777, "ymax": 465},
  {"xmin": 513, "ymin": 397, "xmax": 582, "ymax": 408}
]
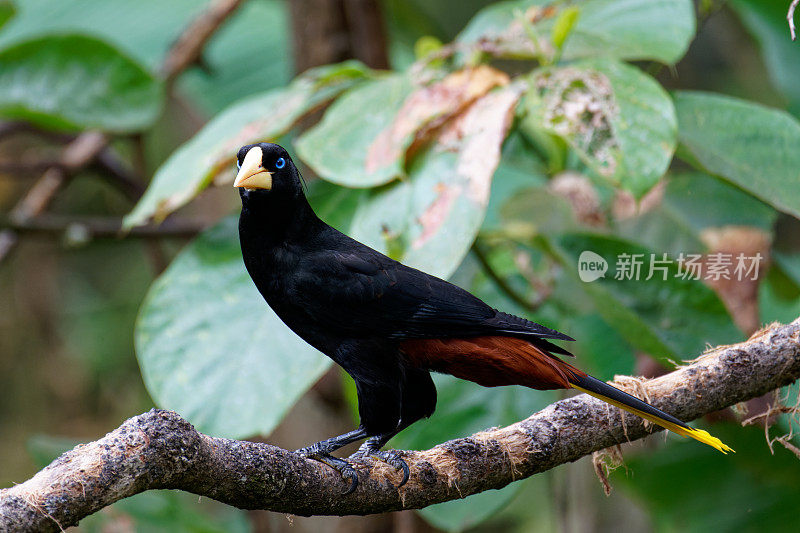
[
  {"xmin": 2, "ymin": 319, "xmax": 800, "ymax": 531},
  {"xmin": 0, "ymin": 213, "xmax": 205, "ymax": 240},
  {"xmin": 0, "ymin": 131, "xmax": 108, "ymax": 262},
  {"xmin": 161, "ymin": 0, "xmax": 245, "ymax": 85}
]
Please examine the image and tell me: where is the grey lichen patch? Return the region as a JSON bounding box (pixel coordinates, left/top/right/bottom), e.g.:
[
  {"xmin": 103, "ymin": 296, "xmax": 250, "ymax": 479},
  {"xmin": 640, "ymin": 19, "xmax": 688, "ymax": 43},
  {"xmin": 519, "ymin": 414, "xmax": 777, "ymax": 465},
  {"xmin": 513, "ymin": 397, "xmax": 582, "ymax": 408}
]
[{"xmin": 532, "ymin": 68, "xmax": 620, "ymax": 177}]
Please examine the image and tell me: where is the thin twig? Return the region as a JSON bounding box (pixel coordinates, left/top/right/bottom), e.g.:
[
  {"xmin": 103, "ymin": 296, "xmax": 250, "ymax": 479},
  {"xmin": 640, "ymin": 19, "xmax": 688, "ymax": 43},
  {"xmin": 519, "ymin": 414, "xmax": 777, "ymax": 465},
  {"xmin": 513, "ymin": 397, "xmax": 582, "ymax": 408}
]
[
  {"xmin": 2, "ymin": 320, "xmax": 799, "ymax": 530},
  {"xmin": 790, "ymin": 0, "xmax": 800, "ymax": 41},
  {"xmin": 0, "ymin": 213, "xmax": 205, "ymax": 240},
  {"xmin": 471, "ymin": 241, "xmax": 545, "ymax": 312},
  {"xmin": 161, "ymin": 0, "xmax": 246, "ymax": 85},
  {"xmin": 0, "ymin": 131, "xmax": 108, "ymax": 262},
  {"xmin": 92, "ymin": 150, "xmax": 146, "ymax": 201},
  {"xmin": 0, "ymin": 160, "xmax": 62, "ymax": 175}
]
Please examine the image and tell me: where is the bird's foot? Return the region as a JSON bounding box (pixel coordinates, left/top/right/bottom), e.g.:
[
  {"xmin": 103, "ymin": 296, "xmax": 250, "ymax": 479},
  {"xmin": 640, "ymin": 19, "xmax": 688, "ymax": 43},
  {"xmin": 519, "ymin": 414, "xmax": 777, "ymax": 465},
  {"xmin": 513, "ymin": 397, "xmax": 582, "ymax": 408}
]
[
  {"xmin": 296, "ymin": 449, "xmax": 359, "ymax": 495},
  {"xmin": 293, "ymin": 428, "xmax": 369, "ymax": 494},
  {"xmin": 351, "ymin": 446, "xmax": 410, "ymax": 487}
]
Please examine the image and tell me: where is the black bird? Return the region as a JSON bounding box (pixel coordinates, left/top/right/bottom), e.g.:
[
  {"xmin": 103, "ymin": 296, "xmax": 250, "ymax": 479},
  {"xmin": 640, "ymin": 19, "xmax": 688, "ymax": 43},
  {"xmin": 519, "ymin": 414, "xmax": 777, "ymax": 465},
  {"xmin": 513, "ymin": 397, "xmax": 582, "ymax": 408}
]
[{"xmin": 233, "ymin": 142, "xmax": 731, "ymax": 493}]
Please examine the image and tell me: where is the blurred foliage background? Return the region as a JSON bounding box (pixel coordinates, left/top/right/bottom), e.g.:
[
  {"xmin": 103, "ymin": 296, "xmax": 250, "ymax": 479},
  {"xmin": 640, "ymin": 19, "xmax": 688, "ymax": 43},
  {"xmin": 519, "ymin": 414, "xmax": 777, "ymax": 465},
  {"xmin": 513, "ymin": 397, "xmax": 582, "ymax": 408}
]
[{"xmin": 3, "ymin": 0, "xmax": 800, "ymax": 531}]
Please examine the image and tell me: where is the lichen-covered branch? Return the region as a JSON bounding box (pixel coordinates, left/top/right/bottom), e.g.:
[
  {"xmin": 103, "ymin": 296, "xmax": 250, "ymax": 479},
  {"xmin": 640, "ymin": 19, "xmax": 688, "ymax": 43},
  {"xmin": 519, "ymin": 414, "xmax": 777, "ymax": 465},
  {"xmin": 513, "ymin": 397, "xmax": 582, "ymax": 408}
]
[{"xmin": 2, "ymin": 320, "xmax": 800, "ymax": 532}]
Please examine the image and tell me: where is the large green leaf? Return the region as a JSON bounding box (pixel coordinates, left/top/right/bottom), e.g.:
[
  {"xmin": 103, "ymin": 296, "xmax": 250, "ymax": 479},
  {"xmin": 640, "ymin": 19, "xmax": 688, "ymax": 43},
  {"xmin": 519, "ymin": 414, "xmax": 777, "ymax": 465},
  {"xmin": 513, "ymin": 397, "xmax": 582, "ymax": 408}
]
[
  {"xmin": 0, "ymin": 34, "xmax": 162, "ymax": 132},
  {"xmin": 566, "ymin": 313, "xmax": 636, "ymax": 380},
  {"xmin": 295, "ymin": 73, "xmax": 414, "ymax": 187},
  {"xmin": 561, "ymin": 0, "xmax": 694, "ymax": 64},
  {"xmin": 616, "ymin": 172, "xmax": 777, "ymax": 255},
  {"xmin": 0, "ymin": 1, "xmax": 14, "ymax": 30},
  {"xmin": 731, "ymin": 0, "xmax": 800, "ymax": 109},
  {"xmin": 482, "ymin": 132, "xmax": 549, "ymax": 232},
  {"xmin": 499, "ymin": 187, "xmax": 576, "ymax": 238},
  {"xmin": 124, "ymin": 61, "xmax": 370, "ymax": 227},
  {"xmin": 0, "ymin": 0, "xmax": 201, "ymax": 69},
  {"xmin": 523, "ymin": 58, "xmax": 676, "ymax": 197},
  {"xmin": 0, "ymin": 0, "xmax": 291, "ymax": 114},
  {"xmin": 458, "ymin": 0, "xmax": 694, "ymax": 64},
  {"xmin": 618, "ymin": 424, "xmax": 800, "ymax": 532},
  {"xmin": 349, "ymin": 85, "xmax": 523, "ymax": 279},
  {"xmin": 136, "ymin": 216, "xmax": 331, "ymax": 438},
  {"xmin": 760, "ymin": 269, "xmax": 800, "ymax": 325},
  {"xmin": 674, "ymin": 91, "xmax": 800, "ymax": 219},
  {"xmin": 550, "ymin": 233, "xmax": 740, "ymax": 358}
]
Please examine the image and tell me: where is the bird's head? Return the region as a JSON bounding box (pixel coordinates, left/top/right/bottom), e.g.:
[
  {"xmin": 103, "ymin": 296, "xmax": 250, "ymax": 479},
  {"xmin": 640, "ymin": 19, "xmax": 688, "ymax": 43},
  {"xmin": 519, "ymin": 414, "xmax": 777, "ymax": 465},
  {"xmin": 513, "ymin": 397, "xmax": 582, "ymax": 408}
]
[{"xmin": 233, "ymin": 143, "xmax": 303, "ymax": 202}]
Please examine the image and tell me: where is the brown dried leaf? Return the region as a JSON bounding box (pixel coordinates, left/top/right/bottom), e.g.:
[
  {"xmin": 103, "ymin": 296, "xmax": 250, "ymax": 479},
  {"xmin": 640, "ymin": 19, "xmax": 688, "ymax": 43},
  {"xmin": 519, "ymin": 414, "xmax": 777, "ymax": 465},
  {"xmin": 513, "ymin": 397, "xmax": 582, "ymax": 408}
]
[
  {"xmin": 700, "ymin": 226, "xmax": 771, "ymax": 334},
  {"xmin": 366, "ymin": 65, "xmax": 509, "ymax": 174},
  {"xmin": 548, "ymin": 171, "xmax": 606, "ymax": 227},
  {"xmin": 351, "ymin": 84, "xmax": 522, "ymax": 279},
  {"xmin": 412, "ymin": 84, "xmax": 522, "ymax": 250}
]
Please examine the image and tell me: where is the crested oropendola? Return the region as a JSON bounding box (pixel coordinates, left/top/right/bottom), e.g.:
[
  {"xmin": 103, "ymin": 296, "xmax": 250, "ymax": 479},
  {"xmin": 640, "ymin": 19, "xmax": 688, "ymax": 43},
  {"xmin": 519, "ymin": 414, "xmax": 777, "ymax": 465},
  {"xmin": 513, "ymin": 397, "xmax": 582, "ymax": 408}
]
[{"xmin": 233, "ymin": 142, "xmax": 732, "ymax": 493}]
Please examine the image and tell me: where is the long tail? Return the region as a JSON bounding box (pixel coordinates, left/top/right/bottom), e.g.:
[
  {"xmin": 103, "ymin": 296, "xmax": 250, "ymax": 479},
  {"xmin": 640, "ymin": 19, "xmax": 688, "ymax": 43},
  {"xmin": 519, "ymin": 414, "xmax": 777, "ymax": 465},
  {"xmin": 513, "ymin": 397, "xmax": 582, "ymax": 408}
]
[{"xmin": 569, "ymin": 373, "xmax": 734, "ymax": 454}]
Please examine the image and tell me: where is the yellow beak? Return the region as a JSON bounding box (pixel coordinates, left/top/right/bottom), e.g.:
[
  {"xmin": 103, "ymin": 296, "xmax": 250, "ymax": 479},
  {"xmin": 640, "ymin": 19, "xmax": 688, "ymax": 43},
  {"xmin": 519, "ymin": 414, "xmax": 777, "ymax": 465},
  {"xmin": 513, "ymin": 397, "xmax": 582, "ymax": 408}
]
[{"xmin": 233, "ymin": 146, "xmax": 272, "ymax": 190}]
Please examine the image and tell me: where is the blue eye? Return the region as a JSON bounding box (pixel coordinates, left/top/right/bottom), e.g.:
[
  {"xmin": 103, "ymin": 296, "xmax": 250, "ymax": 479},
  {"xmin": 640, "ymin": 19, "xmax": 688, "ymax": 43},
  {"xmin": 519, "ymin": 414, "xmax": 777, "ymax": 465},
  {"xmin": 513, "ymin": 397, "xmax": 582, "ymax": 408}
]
[{"xmin": 275, "ymin": 157, "xmax": 286, "ymax": 169}]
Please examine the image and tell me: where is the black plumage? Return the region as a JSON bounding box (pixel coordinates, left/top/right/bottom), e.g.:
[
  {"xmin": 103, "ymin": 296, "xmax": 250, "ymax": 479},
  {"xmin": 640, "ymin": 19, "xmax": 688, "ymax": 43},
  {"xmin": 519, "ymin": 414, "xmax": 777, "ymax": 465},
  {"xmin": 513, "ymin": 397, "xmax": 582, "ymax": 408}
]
[{"xmin": 233, "ymin": 142, "xmax": 731, "ymax": 493}]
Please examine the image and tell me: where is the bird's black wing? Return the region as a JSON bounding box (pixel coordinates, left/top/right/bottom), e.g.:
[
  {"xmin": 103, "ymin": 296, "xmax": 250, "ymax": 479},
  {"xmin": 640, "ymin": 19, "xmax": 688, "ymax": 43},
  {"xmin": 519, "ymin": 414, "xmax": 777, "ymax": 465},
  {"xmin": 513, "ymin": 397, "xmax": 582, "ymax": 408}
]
[{"xmin": 294, "ymin": 233, "xmax": 573, "ymax": 354}]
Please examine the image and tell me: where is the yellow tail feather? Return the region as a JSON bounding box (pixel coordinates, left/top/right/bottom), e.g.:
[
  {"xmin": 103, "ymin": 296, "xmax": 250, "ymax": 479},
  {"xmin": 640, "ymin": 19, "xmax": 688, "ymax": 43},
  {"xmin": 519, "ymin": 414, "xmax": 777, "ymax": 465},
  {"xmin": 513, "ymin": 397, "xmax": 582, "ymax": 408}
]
[{"xmin": 571, "ymin": 384, "xmax": 734, "ymax": 454}]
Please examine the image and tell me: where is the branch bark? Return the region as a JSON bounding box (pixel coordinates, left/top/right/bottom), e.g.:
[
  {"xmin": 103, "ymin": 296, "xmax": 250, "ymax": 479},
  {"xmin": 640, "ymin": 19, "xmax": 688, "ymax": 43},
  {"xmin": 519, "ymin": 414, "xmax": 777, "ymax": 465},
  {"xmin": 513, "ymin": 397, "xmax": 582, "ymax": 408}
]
[
  {"xmin": 2, "ymin": 319, "xmax": 800, "ymax": 531},
  {"xmin": 0, "ymin": 131, "xmax": 108, "ymax": 262},
  {"xmin": 160, "ymin": 0, "xmax": 246, "ymax": 85},
  {"xmin": 0, "ymin": 213, "xmax": 205, "ymax": 240}
]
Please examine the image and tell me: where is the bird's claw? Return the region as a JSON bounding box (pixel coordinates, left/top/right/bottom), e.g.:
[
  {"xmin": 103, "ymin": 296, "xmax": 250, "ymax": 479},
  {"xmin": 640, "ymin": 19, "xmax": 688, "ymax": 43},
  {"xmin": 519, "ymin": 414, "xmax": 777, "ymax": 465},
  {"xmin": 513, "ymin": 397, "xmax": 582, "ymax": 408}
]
[
  {"xmin": 295, "ymin": 450, "xmax": 359, "ymax": 495},
  {"xmin": 352, "ymin": 449, "xmax": 410, "ymax": 487}
]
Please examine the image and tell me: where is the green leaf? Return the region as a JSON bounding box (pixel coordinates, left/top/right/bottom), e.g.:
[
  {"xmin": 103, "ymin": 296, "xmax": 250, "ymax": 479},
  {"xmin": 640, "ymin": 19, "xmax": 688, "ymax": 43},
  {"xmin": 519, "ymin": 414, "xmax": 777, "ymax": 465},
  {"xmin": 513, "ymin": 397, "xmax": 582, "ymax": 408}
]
[
  {"xmin": 482, "ymin": 132, "xmax": 549, "ymax": 232},
  {"xmin": 0, "ymin": 0, "xmax": 291, "ymax": 114},
  {"xmin": 418, "ymin": 486, "xmax": 521, "ymax": 532},
  {"xmin": 551, "ymin": 233, "xmax": 740, "ymax": 358},
  {"xmin": 523, "ymin": 58, "xmax": 676, "ymax": 197},
  {"xmin": 674, "ymin": 91, "xmax": 800, "ymax": 219},
  {"xmin": 561, "ymin": 0, "xmax": 695, "ymax": 64},
  {"xmin": 499, "ymin": 187, "xmax": 576, "ymax": 238},
  {"xmin": 0, "ymin": 1, "xmax": 15, "ymax": 30},
  {"xmin": 618, "ymin": 423, "xmax": 800, "ymax": 532},
  {"xmin": 458, "ymin": 0, "xmax": 694, "ymax": 64},
  {"xmin": 0, "ymin": 34, "xmax": 162, "ymax": 132},
  {"xmin": 392, "ymin": 374, "xmax": 557, "ymax": 532},
  {"xmin": 349, "ymin": 85, "xmax": 523, "ymax": 279},
  {"xmin": 731, "ymin": 0, "xmax": 800, "ymax": 108},
  {"xmin": 79, "ymin": 491, "xmax": 250, "ymax": 533},
  {"xmin": 616, "ymin": 172, "xmax": 777, "ymax": 255},
  {"xmin": 136, "ymin": 216, "xmax": 332, "ymax": 438},
  {"xmin": 124, "ymin": 61, "xmax": 370, "ymax": 227},
  {"xmin": 551, "ymin": 6, "xmax": 580, "ymax": 51},
  {"xmin": 567, "ymin": 314, "xmax": 635, "ymax": 380},
  {"xmin": 760, "ymin": 269, "xmax": 800, "ymax": 324},
  {"xmin": 295, "ymin": 73, "xmax": 415, "ymax": 187}
]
